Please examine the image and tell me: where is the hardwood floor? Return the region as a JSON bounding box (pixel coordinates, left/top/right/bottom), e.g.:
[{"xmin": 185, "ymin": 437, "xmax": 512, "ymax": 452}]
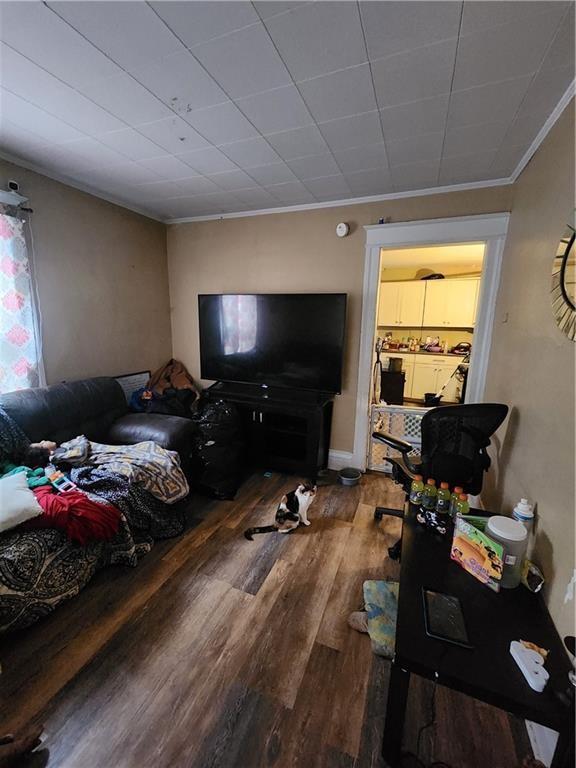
[{"xmin": 0, "ymin": 472, "xmax": 532, "ymax": 768}]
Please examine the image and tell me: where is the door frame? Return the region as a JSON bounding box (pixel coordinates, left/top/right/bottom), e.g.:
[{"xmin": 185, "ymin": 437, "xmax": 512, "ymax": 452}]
[{"xmin": 352, "ymin": 213, "xmax": 510, "ymax": 471}]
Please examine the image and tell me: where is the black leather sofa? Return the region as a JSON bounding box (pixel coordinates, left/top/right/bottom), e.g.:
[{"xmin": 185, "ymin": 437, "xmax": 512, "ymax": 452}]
[{"xmin": 0, "ymin": 377, "xmax": 196, "ymax": 470}]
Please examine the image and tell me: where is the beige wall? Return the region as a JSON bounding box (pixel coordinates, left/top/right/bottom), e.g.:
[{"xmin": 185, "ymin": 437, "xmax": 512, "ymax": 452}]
[
  {"xmin": 0, "ymin": 159, "xmax": 172, "ymax": 384},
  {"xmin": 483, "ymin": 104, "xmax": 575, "ymax": 637},
  {"xmin": 167, "ymin": 185, "xmax": 513, "ymax": 452}
]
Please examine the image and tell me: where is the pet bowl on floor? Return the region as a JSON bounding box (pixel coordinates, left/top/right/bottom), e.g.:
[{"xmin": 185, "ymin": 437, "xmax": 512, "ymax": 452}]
[{"xmin": 339, "ymin": 467, "xmax": 362, "ymax": 486}]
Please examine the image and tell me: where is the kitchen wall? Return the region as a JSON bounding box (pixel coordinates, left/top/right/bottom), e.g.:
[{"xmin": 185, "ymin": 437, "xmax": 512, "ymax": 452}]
[
  {"xmin": 0, "ymin": 159, "xmax": 172, "ymax": 385},
  {"xmin": 167, "ymin": 185, "xmax": 513, "ymax": 453},
  {"xmin": 483, "ymin": 103, "xmax": 575, "ymax": 637}
]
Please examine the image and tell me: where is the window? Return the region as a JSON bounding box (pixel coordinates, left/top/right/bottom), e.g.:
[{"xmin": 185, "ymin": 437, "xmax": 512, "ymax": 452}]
[{"xmin": 0, "ymin": 212, "xmax": 43, "ymax": 393}]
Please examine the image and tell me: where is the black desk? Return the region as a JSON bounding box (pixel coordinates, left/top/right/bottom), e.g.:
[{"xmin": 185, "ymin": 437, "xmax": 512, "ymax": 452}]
[{"xmin": 383, "ymin": 504, "xmax": 574, "ymax": 767}]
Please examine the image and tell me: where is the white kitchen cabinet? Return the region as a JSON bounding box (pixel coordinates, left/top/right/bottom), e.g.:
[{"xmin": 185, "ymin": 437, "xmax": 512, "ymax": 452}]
[
  {"xmin": 422, "ymin": 278, "xmax": 479, "ymax": 328},
  {"xmin": 411, "ymin": 362, "xmax": 439, "ymax": 400},
  {"xmin": 411, "ymin": 356, "xmax": 466, "ymax": 401},
  {"xmin": 378, "ymin": 281, "xmax": 425, "ymax": 327}
]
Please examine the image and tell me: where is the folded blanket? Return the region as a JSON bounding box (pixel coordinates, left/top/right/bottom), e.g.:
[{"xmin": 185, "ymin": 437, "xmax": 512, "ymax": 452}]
[{"xmin": 24, "ymin": 486, "xmax": 120, "ymax": 546}]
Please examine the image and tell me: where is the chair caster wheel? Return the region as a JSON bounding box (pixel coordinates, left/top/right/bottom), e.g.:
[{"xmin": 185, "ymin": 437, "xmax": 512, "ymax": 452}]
[
  {"xmin": 374, "ymin": 509, "xmax": 384, "ymax": 521},
  {"xmin": 388, "ymin": 541, "xmax": 402, "ymax": 561}
]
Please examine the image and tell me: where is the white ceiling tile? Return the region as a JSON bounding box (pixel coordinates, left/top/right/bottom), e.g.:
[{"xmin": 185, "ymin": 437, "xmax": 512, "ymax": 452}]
[
  {"xmin": 97, "ymin": 129, "xmax": 167, "ymax": 161},
  {"xmin": 1, "ymin": 89, "xmax": 85, "ymax": 144},
  {"xmin": 236, "ymin": 86, "xmax": 313, "ymax": 134},
  {"xmin": 78, "ymin": 160, "xmax": 162, "ymax": 186},
  {"xmin": 490, "ymin": 143, "xmax": 528, "ymax": 177},
  {"xmin": 541, "ymin": 5, "xmax": 575, "ymax": 72},
  {"xmin": 254, "ymin": 3, "xmax": 309, "ymax": 21},
  {"xmin": 0, "ymin": 2, "xmax": 119, "ymax": 88},
  {"xmin": 448, "ymin": 76, "xmax": 532, "ymax": 128},
  {"xmin": 500, "ymin": 110, "xmax": 552, "ymax": 148},
  {"xmin": 0, "ymin": 119, "xmax": 52, "ymax": 158},
  {"xmin": 266, "ymin": 180, "xmax": 316, "ymax": 203},
  {"xmin": 133, "ymin": 179, "xmax": 185, "ymax": 197},
  {"xmin": 286, "ymin": 153, "xmax": 341, "ymax": 180},
  {"xmin": 208, "ymin": 169, "xmax": 257, "ymax": 191},
  {"xmin": 372, "ymin": 39, "xmax": 457, "ymax": 108},
  {"xmin": 460, "ymin": 2, "xmax": 566, "ymax": 36},
  {"xmin": 82, "ymin": 72, "xmax": 172, "ymax": 125},
  {"xmin": 48, "ymin": 1, "xmax": 182, "ymax": 72},
  {"xmin": 183, "ymin": 101, "xmax": 258, "ymax": 145},
  {"xmin": 56, "ymin": 137, "xmax": 142, "ymax": 171},
  {"xmin": 244, "ymin": 163, "xmax": 297, "ymax": 185},
  {"xmin": 443, "ymin": 120, "xmax": 512, "ymax": 158},
  {"xmin": 332, "ymin": 143, "xmax": 389, "ymax": 174},
  {"xmin": 298, "ymin": 64, "xmax": 378, "ymax": 123},
  {"xmin": 232, "ymin": 186, "xmax": 280, "ymax": 207},
  {"xmin": 380, "ymin": 96, "xmax": 450, "ymax": 142},
  {"xmin": 319, "ymin": 111, "xmax": 383, "ymax": 153},
  {"xmin": 387, "ymin": 132, "xmax": 444, "ymax": 167},
  {"xmin": 453, "ymin": 10, "xmax": 567, "ymax": 91},
  {"xmin": 264, "ymin": 2, "xmax": 366, "ymax": 81},
  {"xmin": 137, "ymin": 116, "xmax": 210, "ymax": 154},
  {"xmin": 344, "ymin": 168, "xmax": 393, "ymax": 195},
  {"xmin": 150, "ymin": 2, "xmax": 260, "ymax": 48},
  {"xmin": 138, "ymin": 155, "xmax": 201, "ymax": 180},
  {"xmin": 303, "ymin": 174, "xmax": 351, "ymax": 197},
  {"xmin": 265, "ymin": 124, "xmax": 329, "ymax": 160},
  {"xmin": 177, "ymin": 146, "xmax": 239, "ymax": 174},
  {"xmin": 192, "ymin": 23, "xmax": 291, "ymax": 99},
  {"xmin": 220, "ymin": 137, "xmax": 281, "ymax": 168},
  {"xmin": 0, "ymin": 44, "xmax": 124, "ymax": 136},
  {"xmin": 439, "ymin": 150, "xmax": 497, "ymax": 184},
  {"xmin": 172, "ymin": 176, "xmax": 221, "ymax": 195},
  {"xmin": 515, "ymin": 65, "xmax": 575, "ymax": 121},
  {"xmin": 390, "ymin": 160, "xmax": 440, "ymax": 191},
  {"xmin": 360, "ymin": 1, "xmax": 462, "ymax": 60},
  {"xmin": 134, "ymin": 51, "xmax": 228, "ymax": 113}
]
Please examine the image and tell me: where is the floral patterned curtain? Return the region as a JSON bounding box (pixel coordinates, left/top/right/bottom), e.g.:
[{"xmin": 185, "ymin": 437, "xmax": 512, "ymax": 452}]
[{"xmin": 0, "ymin": 212, "xmax": 43, "ymax": 393}]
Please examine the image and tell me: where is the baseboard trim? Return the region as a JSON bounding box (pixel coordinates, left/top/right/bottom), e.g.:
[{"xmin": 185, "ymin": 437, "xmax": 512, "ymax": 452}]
[{"xmin": 327, "ymin": 450, "xmax": 355, "ymax": 471}]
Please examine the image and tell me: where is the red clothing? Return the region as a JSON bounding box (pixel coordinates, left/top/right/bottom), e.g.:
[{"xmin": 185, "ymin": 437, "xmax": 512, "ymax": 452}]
[{"xmin": 25, "ymin": 486, "xmax": 120, "ymax": 546}]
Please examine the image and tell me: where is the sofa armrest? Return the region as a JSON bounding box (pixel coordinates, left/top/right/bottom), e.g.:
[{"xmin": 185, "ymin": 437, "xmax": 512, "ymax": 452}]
[{"xmin": 107, "ymin": 413, "xmax": 196, "ymax": 457}]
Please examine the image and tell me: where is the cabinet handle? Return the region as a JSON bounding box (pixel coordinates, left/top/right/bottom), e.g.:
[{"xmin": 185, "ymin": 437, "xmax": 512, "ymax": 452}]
[
  {"xmin": 252, "ymin": 411, "xmax": 256, "ymax": 422},
  {"xmin": 259, "ymin": 412, "xmax": 263, "ymax": 424}
]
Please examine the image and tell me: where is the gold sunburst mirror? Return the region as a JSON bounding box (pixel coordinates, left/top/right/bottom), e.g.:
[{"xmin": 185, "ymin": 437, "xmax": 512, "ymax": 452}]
[{"xmin": 551, "ymin": 221, "xmax": 576, "ymax": 341}]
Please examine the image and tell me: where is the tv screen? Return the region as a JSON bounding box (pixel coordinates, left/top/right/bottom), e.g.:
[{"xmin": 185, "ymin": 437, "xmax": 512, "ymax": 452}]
[{"xmin": 198, "ymin": 293, "xmax": 346, "ymax": 393}]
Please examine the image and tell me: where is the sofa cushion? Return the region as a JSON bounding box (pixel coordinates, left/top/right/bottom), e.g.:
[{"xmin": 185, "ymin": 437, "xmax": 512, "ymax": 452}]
[
  {"xmin": 0, "ymin": 472, "xmax": 43, "ymax": 533},
  {"xmin": 107, "ymin": 413, "xmax": 196, "ymax": 455},
  {"xmin": 0, "ymin": 378, "xmax": 128, "ymax": 445}
]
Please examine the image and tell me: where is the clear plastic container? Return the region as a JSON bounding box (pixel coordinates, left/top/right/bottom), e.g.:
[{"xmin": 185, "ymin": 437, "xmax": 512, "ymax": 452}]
[
  {"xmin": 436, "ymin": 482, "xmax": 451, "ymax": 513},
  {"xmin": 486, "ymin": 516, "xmax": 528, "ymax": 589},
  {"xmin": 512, "ymin": 498, "xmax": 534, "ymax": 537}
]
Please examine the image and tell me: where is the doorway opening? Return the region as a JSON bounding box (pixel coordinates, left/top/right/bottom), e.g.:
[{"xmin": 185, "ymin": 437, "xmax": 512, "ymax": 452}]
[{"xmin": 351, "ymin": 214, "xmax": 509, "ymax": 473}]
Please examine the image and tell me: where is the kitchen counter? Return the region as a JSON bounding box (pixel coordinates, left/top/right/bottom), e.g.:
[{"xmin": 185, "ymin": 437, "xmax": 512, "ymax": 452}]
[{"xmin": 383, "ymin": 349, "xmax": 468, "ymax": 357}]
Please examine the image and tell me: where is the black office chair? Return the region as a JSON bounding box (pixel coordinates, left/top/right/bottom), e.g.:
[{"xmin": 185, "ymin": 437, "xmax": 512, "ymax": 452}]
[{"xmin": 372, "ymin": 403, "xmax": 509, "ymax": 557}]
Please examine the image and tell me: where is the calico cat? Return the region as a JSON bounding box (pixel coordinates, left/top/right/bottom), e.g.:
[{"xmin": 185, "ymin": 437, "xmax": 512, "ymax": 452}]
[{"xmin": 244, "ymin": 482, "xmax": 317, "ymax": 540}]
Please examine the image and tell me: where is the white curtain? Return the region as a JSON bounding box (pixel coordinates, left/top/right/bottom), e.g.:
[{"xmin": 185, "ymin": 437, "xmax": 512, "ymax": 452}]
[{"xmin": 0, "ymin": 212, "xmax": 43, "ymax": 393}]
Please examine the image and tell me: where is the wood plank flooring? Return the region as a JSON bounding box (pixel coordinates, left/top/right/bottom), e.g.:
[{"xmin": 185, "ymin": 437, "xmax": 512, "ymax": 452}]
[{"xmin": 0, "ymin": 472, "xmax": 533, "ymax": 768}]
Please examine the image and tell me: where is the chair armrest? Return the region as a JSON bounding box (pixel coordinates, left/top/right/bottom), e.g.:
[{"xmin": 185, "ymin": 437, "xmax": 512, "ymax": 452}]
[{"xmin": 372, "ymin": 430, "xmax": 413, "ymax": 454}]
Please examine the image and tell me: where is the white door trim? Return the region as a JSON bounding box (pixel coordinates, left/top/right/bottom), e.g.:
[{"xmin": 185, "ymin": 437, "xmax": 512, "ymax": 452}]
[{"xmin": 353, "ymin": 213, "xmax": 510, "ymax": 471}]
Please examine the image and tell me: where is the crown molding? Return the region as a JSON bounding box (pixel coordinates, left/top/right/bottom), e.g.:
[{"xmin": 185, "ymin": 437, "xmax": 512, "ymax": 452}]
[
  {"xmin": 510, "ymin": 77, "xmax": 575, "ymax": 183},
  {"xmin": 0, "ymin": 150, "xmax": 164, "ymax": 223},
  {"xmin": 167, "ymin": 177, "xmax": 512, "ymax": 224}
]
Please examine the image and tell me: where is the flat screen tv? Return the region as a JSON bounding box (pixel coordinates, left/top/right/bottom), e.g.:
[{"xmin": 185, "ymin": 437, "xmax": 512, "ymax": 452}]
[{"xmin": 198, "ymin": 293, "xmax": 347, "ymax": 393}]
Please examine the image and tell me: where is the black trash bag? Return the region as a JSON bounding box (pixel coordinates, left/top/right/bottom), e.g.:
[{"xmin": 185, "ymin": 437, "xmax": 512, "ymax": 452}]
[{"xmin": 190, "ymin": 398, "xmax": 245, "ymax": 500}]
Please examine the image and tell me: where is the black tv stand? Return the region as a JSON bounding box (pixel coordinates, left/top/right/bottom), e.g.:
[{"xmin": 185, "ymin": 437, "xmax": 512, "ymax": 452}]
[{"xmin": 206, "ymin": 381, "xmax": 335, "ymax": 479}]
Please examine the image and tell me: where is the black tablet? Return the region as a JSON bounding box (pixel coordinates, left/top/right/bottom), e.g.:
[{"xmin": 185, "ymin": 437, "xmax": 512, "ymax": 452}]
[{"xmin": 422, "ymin": 588, "xmax": 473, "ymax": 649}]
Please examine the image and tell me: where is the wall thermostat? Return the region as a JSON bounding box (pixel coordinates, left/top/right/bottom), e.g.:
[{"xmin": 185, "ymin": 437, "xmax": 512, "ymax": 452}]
[{"xmin": 336, "ymin": 222, "xmax": 350, "ymax": 238}]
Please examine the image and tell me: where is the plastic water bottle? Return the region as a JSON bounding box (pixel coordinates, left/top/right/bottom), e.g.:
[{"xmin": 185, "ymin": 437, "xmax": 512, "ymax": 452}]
[
  {"xmin": 449, "ymin": 486, "xmax": 464, "ymax": 518},
  {"xmin": 436, "ymin": 482, "xmax": 451, "ymax": 513},
  {"xmin": 422, "ymin": 479, "xmax": 437, "ymax": 510},
  {"xmin": 454, "ymin": 493, "xmax": 469, "ymax": 516},
  {"xmin": 512, "ymin": 498, "xmax": 534, "ymax": 536},
  {"xmin": 409, "ymin": 474, "xmax": 424, "ymax": 505}
]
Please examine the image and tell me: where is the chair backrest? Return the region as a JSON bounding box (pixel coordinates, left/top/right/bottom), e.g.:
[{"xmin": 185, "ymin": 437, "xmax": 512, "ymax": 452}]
[{"xmin": 419, "ymin": 403, "xmax": 508, "ymax": 495}]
